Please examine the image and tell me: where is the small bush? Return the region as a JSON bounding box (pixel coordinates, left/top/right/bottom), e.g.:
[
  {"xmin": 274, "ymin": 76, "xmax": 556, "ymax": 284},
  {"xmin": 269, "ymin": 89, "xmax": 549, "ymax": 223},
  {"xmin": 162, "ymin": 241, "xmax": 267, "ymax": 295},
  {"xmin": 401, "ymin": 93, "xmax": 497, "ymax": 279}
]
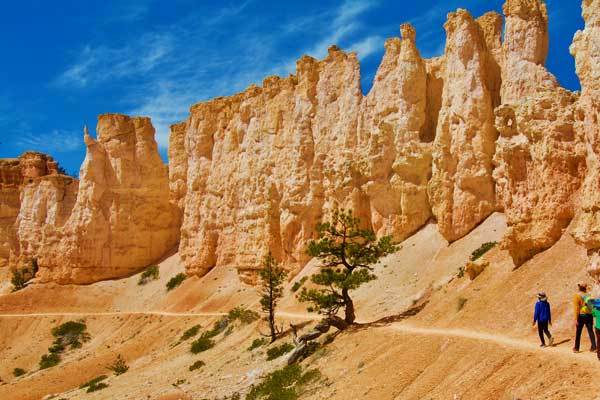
[
  {"xmin": 291, "ymin": 277, "xmax": 308, "ymax": 293},
  {"xmin": 51, "ymin": 320, "xmax": 90, "ymax": 350},
  {"xmin": 180, "ymin": 324, "xmax": 201, "ymax": 341},
  {"xmin": 248, "ymin": 338, "xmax": 268, "ymax": 351},
  {"xmin": 246, "ymin": 364, "xmax": 320, "ymax": 400},
  {"xmin": 13, "ymin": 368, "xmax": 26, "ymax": 377},
  {"xmin": 189, "ymin": 360, "xmax": 205, "ymax": 371},
  {"xmin": 39, "ymin": 353, "xmax": 61, "ymax": 369},
  {"xmin": 191, "ymin": 336, "xmax": 215, "ymax": 354},
  {"xmin": 87, "ymin": 382, "xmax": 109, "ymax": 393},
  {"xmin": 138, "ymin": 265, "xmax": 160, "ymax": 285},
  {"xmin": 205, "ymin": 317, "xmax": 230, "ymax": 338},
  {"xmin": 457, "ymin": 297, "xmax": 468, "ymax": 311},
  {"xmin": 107, "ymin": 354, "xmax": 129, "ymax": 375},
  {"xmin": 80, "ymin": 375, "xmax": 108, "ymax": 389},
  {"xmin": 456, "ymin": 266, "xmax": 465, "ymax": 279},
  {"xmin": 11, "ymin": 269, "xmax": 27, "ymax": 291},
  {"xmin": 228, "ymin": 306, "xmax": 260, "ymax": 325},
  {"xmin": 470, "ymin": 242, "xmax": 497, "ymax": 262},
  {"xmin": 266, "ymin": 343, "xmax": 294, "ymax": 361},
  {"xmin": 166, "ymin": 273, "xmax": 187, "ymax": 291}
]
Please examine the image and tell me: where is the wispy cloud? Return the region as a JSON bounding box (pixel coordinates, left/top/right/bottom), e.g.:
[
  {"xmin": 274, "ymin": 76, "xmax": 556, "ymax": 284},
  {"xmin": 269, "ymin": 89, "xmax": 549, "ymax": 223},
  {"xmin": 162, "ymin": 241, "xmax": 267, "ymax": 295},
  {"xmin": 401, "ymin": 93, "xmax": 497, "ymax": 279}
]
[
  {"xmin": 54, "ymin": 0, "xmax": 381, "ymax": 149},
  {"xmin": 16, "ymin": 130, "xmax": 83, "ymax": 153}
]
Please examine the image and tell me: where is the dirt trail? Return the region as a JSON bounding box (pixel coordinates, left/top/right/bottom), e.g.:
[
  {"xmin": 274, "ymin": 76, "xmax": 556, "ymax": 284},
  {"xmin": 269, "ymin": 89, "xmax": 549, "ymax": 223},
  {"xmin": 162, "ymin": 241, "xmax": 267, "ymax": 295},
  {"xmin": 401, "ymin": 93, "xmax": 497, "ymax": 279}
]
[{"xmin": 389, "ymin": 323, "xmax": 598, "ymax": 365}]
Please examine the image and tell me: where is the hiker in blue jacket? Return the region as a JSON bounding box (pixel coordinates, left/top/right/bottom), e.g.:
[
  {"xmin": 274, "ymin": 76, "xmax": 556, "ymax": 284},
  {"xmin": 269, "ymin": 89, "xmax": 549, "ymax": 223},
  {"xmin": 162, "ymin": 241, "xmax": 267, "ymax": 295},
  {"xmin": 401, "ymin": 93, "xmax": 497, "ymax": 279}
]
[{"xmin": 533, "ymin": 292, "xmax": 554, "ymax": 347}]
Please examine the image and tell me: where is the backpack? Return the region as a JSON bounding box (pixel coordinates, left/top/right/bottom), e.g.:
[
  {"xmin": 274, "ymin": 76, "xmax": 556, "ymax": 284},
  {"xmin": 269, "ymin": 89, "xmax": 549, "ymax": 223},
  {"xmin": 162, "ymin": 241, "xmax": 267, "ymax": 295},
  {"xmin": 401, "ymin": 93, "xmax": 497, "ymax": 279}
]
[{"xmin": 581, "ymin": 294, "xmax": 594, "ymax": 314}]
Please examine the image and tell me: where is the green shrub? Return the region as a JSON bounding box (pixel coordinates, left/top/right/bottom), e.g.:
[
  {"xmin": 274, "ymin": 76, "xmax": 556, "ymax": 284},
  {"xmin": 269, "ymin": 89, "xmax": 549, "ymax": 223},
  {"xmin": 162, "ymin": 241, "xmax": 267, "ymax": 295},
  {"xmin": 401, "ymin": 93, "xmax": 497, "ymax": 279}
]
[
  {"xmin": 51, "ymin": 320, "xmax": 90, "ymax": 350},
  {"xmin": 247, "ymin": 338, "xmax": 268, "ymax": 351},
  {"xmin": 138, "ymin": 265, "xmax": 159, "ymax": 285},
  {"xmin": 166, "ymin": 273, "xmax": 187, "ymax": 291},
  {"xmin": 107, "ymin": 354, "xmax": 129, "ymax": 375},
  {"xmin": 10, "ymin": 269, "xmax": 27, "ymax": 291},
  {"xmin": 87, "ymin": 382, "xmax": 109, "ymax": 393},
  {"xmin": 228, "ymin": 306, "xmax": 260, "ymax": 325},
  {"xmin": 291, "ymin": 277, "xmax": 308, "ymax": 293},
  {"xmin": 246, "ymin": 364, "xmax": 320, "ymax": 400},
  {"xmin": 266, "ymin": 343, "xmax": 294, "ymax": 361},
  {"xmin": 470, "ymin": 242, "xmax": 497, "ymax": 262},
  {"xmin": 456, "ymin": 266, "xmax": 465, "ymax": 279},
  {"xmin": 39, "ymin": 353, "xmax": 61, "ymax": 369},
  {"xmin": 191, "ymin": 336, "xmax": 215, "ymax": 354},
  {"xmin": 79, "ymin": 375, "xmax": 108, "ymax": 389},
  {"xmin": 180, "ymin": 324, "xmax": 201, "ymax": 341},
  {"xmin": 13, "ymin": 368, "xmax": 26, "ymax": 377},
  {"xmin": 205, "ymin": 317, "xmax": 229, "ymax": 338},
  {"xmin": 189, "ymin": 360, "xmax": 205, "ymax": 371}
]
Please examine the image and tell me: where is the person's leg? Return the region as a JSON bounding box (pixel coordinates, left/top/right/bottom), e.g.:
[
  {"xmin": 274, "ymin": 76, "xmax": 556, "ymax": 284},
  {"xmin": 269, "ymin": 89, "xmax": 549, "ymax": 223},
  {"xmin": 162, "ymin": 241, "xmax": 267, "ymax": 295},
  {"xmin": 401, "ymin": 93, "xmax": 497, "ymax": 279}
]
[
  {"xmin": 543, "ymin": 322, "xmax": 553, "ymax": 345},
  {"xmin": 575, "ymin": 315, "xmax": 584, "ymax": 351},
  {"xmin": 596, "ymin": 328, "xmax": 600, "ymax": 360},
  {"xmin": 585, "ymin": 315, "xmax": 597, "ymax": 350},
  {"xmin": 538, "ymin": 322, "xmax": 546, "ymax": 346}
]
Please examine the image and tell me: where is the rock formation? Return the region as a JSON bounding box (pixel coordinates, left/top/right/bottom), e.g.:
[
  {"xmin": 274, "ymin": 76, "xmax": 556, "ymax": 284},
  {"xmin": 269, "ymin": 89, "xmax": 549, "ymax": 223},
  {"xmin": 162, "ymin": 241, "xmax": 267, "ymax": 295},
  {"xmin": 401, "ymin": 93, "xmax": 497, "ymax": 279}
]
[
  {"xmin": 428, "ymin": 9, "xmax": 497, "ymax": 242},
  {"xmin": 570, "ymin": 0, "xmax": 600, "ymax": 259},
  {"xmin": 9, "ymin": 115, "xmax": 181, "ymax": 284},
  {"xmin": 5, "ymin": 0, "xmax": 600, "ymax": 285},
  {"xmin": 0, "ymin": 153, "xmax": 59, "ymax": 268}
]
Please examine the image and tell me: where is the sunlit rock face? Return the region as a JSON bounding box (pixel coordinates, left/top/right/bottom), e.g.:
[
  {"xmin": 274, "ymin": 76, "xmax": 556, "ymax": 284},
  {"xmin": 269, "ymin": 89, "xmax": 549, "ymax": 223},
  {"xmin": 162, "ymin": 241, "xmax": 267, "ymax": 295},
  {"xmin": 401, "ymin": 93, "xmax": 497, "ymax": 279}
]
[
  {"xmin": 428, "ymin": 9, "xmax": 498, "ymax": 242},
  {"xmin": 177, "ymin": 27, "xmax": 437, "ymax": 283},
  {"xmin": 11, "ymin": 115, "xmax": 181, "ymax": 284},
  {"xmin": 569, "ymin": 0, "xmax": 600, "ymax": 262}
]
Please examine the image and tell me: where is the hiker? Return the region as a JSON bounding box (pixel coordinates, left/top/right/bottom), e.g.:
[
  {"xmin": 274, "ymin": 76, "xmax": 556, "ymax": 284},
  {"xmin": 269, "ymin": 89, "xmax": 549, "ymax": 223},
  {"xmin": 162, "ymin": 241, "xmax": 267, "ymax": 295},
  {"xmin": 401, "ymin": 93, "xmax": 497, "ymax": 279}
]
[
  {"xmin": 532, "ymin": 292, "xmax": 553, "ymax": 347},
  {"xmin": 573, "ymin": 282, "xmax": 597, "ymax": 353},
  {"xmin": 592, "ymin": 299, "xmax": 600, "ymax": 360}
]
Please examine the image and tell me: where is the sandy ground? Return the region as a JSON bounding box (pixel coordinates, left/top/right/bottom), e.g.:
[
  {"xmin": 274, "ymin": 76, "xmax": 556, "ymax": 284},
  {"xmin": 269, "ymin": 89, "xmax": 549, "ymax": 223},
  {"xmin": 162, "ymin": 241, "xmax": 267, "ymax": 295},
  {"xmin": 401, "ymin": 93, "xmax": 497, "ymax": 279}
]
[{"xmin": 1, "ymin": 212, "xmax": 600, "ymax": 399}]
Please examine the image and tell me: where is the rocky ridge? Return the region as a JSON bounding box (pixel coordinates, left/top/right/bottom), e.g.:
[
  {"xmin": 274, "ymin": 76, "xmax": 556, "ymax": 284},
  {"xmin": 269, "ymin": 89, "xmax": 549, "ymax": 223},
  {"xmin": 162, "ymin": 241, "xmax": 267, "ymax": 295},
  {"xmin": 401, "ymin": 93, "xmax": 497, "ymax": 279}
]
[{"xmin": 2, "ymin": 0, "xmax": 600, "ymax": 285}]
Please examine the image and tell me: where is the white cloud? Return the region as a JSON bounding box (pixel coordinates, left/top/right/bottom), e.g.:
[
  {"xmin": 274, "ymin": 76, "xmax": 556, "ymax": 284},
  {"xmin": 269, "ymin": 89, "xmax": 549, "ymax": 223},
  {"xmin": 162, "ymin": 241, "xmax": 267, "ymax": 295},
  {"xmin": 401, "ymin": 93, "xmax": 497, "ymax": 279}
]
[
  {"xmin": 16, "ymin": 129, "xmax": 83, "ymax": 153},
  {"xmin": 350, "ymin": 35, "xmax": 384, "ymax": 59}
]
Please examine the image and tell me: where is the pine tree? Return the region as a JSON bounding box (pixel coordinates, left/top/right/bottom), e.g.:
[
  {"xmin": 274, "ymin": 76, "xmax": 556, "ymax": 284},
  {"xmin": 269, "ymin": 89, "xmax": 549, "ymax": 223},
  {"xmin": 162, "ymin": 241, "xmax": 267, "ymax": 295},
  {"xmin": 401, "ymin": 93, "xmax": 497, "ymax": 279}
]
[
  {"xmin": 258, "ymin": 253, "xmax": 288, "ymax": 343},
  {"xmin": 298, "ymin": 209, "xmax": 397, "ymax": 328}
]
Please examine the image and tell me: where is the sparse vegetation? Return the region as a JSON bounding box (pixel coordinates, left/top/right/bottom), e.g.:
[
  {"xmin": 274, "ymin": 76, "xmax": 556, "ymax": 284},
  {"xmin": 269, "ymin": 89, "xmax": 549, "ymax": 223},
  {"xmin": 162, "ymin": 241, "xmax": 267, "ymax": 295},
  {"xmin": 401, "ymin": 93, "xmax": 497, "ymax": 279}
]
[
  {"xmin": 228, "ymin": 306, "xmax": 260, "ymax": 325},
  {"xmin": 80, "ymin": 375, "xmax": 108, "ymax": 390},
  {"xmin": 191, "ymin": 336, "xmax": 216, "ymax": 354},
  {"xmin": 189, "ymin": 360, "xmax": 206, "ymax": 371},
  {"xmin": 266, "ymin": 342, "xmax": 295, "ymax": 361},
  {"xmin": 107, "ymin": 354, "xmax": 129, "ymax": 375},
  {"xmin": 291, "ymin": 277, "xmax": 308, "ymax": 293},
  {"xmin": 298, "ymin": 209, "xmax": 397, "ymax": 329},
  {"xmin": 245, "ymin": 364, "xmax": 321, "ymax": 400},
  {"xmin": 138, "ymin": 265, "xmax": 159, "ymax": 285},
  {"xmin": 258, "ymin": 253, "xmax": 288, "ymax": 343},
  {"xmin": 86, "ymin": 381, "xmax": 109, "ymax": 393},
  {"xmin": 456, "ymin": 266, "xmax": 465, "ymax": 278},
  {"xmin": 457, "ymin": 297, "xmax": 468, "ymax": 311},
  {"xmin": 39, "ymin": 353, "xmax": 61, "ymax": 369},
  {"xmin": 51, "ymin": 320, "xmax": 90, "ymax": 349},
  {"xmin": 248, "ymin": 338, "xmax": 268, "ymax": 351},
  {"xmin": 470, "ymin": 242, "xmax": 497, "ymax": 262},
  {"xmin": 166, "ymin": 273, "xmax": 187, "ymax": 291},
  {"xmin": 11, "ymin": 259, "xmax": 38, "ymax": 292},
  {"xmin": 12, "ymin": 368, "xmax": 26, "ymax": 377},
  {"xmin": 180, "ymin": 324, "xmax": 202, "ymax": 341}
]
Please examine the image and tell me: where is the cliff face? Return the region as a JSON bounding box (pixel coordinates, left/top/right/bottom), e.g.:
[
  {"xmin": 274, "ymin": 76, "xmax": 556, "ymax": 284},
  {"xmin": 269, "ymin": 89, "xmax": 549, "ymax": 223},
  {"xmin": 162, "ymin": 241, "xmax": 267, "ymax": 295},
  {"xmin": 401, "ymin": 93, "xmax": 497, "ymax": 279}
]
[
  {"xmin": 5, "ymin": 0, "xmax": 600, "ymax": 285},
  {"xmin": 7, "ymin": 115, "xmax": 181, "ymax": 284},
  {"xmin": 0, "ymin": 153, "xmax": 59, "ymax": 268}
]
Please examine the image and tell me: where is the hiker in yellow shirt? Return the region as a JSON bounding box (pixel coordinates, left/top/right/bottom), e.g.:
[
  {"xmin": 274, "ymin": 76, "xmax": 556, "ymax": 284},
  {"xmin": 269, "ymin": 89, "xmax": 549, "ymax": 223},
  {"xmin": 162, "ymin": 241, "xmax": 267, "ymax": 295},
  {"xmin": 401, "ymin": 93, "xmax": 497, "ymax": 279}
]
[{"xmin": 573, "ymin": 282, "xmax": 597, "ymax": 353}]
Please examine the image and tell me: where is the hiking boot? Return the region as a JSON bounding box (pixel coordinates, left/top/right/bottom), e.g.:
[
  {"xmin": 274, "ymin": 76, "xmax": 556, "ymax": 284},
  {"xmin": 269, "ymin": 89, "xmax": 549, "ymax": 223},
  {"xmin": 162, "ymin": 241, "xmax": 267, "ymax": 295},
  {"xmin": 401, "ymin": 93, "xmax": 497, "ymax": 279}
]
[
  {"xmin": 549, "ymin": 337, "xmax": 554, "ymax": 346},
  {"xmin": 573, "ymin": 348, "xmax": 580, "ymax": 353},
  {"xmin": 591, "ymin": 347, "xmax": 597, "ymax": 352},
  {"xmin": 540, "ymin": 344, "xmax": 546, "ymax": 348}
]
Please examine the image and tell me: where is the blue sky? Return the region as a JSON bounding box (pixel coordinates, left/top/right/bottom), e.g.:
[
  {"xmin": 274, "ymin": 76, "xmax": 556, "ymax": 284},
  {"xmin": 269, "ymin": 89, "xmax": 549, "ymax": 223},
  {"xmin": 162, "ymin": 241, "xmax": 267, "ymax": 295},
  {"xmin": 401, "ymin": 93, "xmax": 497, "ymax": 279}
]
[{"xmin": 0, "ymin": 0, "xmax": 583, "ymax": 175}]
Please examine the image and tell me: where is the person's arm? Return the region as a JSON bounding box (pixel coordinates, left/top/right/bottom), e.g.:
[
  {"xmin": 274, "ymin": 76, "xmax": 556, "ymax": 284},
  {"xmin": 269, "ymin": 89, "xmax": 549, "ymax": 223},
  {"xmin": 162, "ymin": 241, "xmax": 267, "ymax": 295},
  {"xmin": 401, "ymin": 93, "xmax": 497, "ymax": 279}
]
[
  {"xmin": 548, "ymin": 303, "xmax": 552, "ymax": 325},
  {"xmin": 533, "ymin": 302, "xmax": 539, "ymax": 325}
]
